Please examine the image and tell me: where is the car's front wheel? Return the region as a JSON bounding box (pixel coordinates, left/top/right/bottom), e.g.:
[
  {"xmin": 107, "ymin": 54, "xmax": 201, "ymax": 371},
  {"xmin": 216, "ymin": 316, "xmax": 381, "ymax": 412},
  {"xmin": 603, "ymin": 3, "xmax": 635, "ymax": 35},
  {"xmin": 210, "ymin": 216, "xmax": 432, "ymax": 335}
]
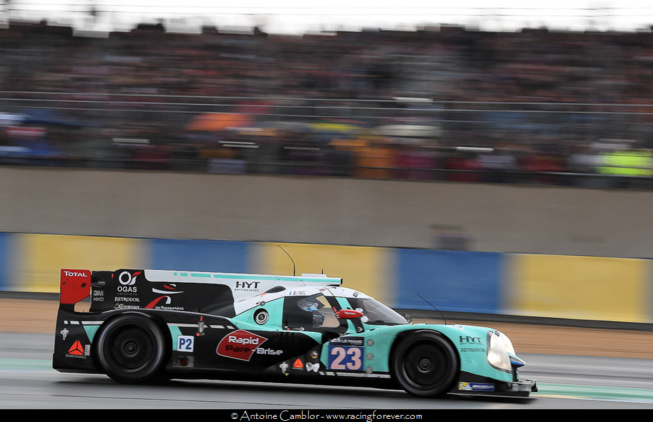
[
  {"xmin": 391, "ymin": 331, "xmax": 459, "ymax": 397},
  {"xmin": 95, "ymin": 314, "xmax": 168, "ymax": 384}
]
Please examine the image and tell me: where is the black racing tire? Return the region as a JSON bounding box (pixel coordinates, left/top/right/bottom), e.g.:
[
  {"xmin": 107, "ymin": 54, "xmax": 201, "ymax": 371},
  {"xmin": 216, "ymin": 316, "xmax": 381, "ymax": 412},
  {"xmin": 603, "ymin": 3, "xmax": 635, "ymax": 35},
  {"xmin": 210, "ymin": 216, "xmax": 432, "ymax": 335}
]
[
  {"xmin": 94, "ymin": 314, "xmax": 168, "ymax": 384},
  {"xmin": 391, "ymin": 331, "xmax": 459, "ymax": 398}
]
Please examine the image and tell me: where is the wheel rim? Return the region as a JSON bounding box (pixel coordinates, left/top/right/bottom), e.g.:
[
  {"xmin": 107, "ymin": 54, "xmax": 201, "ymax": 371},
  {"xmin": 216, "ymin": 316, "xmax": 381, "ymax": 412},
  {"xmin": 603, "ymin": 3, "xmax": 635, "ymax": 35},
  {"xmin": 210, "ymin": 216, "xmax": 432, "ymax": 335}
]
[
  {"xmin": 108, "ymin": 327, "xmax": 156, "ymax": 372},
  {"xmin": 401, "ymin": 343, "xmax": 448, "ymax": 391}
]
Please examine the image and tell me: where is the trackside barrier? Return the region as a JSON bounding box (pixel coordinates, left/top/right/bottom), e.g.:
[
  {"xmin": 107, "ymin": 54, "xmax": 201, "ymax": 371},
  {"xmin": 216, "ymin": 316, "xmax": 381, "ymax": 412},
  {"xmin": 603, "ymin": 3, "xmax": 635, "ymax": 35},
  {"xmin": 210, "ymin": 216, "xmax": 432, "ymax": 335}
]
[{"xmin": 0, "ymin": 232, "xmax": 651, "ymax": 324}]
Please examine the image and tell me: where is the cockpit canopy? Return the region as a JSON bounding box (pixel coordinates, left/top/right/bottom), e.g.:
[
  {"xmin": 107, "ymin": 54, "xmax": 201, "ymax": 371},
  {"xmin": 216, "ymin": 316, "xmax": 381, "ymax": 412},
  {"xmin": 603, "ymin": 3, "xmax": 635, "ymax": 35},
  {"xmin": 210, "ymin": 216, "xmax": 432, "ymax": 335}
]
[{"xmin": 234, "ymin": 285, "xmax": 409, "ymax": 332}]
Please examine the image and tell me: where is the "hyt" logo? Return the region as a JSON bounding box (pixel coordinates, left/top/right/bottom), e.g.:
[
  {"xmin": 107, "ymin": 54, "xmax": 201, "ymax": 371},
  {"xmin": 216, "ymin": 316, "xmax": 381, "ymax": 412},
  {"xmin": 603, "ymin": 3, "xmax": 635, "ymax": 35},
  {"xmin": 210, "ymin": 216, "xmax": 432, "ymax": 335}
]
[
  {"xmin": 235, "ymin": 281, "xmax": 260, "ymax": 290},
  {"xmin": 459, "ymin": 335, "xmax": 482, "ymax": 344}
]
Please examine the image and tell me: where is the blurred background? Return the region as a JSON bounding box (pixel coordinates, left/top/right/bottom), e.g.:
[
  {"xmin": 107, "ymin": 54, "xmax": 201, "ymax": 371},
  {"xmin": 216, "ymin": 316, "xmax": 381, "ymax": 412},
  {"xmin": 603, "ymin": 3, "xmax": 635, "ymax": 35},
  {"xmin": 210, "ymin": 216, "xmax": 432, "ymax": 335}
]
[
  {"xmin": 1, "ymin": 1, "xmax": 653, "ymax": 324},
  {"xmin": 2, "ymin": 1, "xmax": 653, "ymax": 187}
]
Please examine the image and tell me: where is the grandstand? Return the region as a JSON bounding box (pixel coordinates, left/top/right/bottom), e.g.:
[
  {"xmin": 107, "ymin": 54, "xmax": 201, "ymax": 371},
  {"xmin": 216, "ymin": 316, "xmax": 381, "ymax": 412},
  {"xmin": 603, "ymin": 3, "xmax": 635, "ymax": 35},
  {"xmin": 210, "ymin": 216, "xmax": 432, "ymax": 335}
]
[{"xmin": 1, "ymin": 17, "xmax": 653, "ymax": 189}]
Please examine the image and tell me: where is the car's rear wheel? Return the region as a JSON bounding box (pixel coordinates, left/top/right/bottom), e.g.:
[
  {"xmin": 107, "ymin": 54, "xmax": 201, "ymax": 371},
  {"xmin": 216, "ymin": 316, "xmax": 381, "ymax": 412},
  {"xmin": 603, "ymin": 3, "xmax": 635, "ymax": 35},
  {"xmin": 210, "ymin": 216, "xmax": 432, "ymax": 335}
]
[
  {"xmin": 391, "ymin": 332, "xmax": 459, "ymax": 397},
  {"xmin": 95, "ymin": 314, "xmax": 168, "ymax": 384}
]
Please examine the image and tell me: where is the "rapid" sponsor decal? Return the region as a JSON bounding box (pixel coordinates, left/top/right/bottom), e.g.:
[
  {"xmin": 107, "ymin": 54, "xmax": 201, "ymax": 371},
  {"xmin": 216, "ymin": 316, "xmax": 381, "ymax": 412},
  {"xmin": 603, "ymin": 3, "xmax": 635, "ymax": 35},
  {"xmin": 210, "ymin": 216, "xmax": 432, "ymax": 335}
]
[{"xmin": 216, "ymin": 330, "xmax": 267, "ymax": 361}]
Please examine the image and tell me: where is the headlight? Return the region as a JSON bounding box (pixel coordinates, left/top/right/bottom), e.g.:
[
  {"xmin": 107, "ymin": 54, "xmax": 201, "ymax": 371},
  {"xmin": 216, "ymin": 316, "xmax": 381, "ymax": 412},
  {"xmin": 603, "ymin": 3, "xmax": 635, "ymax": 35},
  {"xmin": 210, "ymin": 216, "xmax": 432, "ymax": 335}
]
[{"xmin": 486, "ymin": 330, "xmax": 515, "ymax": 373}]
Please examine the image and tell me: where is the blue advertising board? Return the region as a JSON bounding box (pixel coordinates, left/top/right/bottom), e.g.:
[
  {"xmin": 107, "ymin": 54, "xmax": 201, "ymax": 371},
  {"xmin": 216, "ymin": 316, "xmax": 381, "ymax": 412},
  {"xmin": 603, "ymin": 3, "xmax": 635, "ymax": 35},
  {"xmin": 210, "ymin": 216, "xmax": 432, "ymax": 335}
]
[
  {"xmin": 393, "ymin": 249, "xmax": 503, "ymax": 314},
  {"xmin": 148, "ymin": 238, "xmax": 251, "ymax": 274}
]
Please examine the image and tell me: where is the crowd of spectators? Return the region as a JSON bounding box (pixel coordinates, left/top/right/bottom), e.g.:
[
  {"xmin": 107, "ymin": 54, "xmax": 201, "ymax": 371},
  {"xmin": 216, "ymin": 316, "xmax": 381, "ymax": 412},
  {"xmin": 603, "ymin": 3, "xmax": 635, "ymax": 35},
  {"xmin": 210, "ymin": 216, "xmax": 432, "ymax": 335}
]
[{"xmin": 2, "ymin": 20, "xmax": 653, "ymax": 189}]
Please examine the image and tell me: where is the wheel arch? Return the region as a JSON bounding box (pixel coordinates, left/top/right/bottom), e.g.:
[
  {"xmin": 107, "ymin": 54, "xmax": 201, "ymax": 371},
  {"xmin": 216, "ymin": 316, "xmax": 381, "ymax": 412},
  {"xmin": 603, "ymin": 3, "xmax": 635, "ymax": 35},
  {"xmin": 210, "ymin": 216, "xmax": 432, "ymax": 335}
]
[{"xmin": 389, "ymin": 328, "xmax": 460, "ymax": 368}]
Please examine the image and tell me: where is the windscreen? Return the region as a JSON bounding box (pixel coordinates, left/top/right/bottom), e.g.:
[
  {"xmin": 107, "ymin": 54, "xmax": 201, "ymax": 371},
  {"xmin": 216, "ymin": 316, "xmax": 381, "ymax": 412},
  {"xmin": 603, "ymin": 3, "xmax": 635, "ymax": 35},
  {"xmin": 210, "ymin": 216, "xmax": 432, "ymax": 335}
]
[{"xmin": 343, "ymin": 297, "xmax": 409, "ymax": 326}]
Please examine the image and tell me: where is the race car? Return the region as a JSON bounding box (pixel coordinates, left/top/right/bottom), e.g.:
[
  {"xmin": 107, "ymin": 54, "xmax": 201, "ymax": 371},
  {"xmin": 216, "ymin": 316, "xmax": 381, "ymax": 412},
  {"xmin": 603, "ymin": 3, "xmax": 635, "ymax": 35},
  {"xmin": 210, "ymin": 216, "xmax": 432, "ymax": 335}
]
[{"xmin": 52, "ymin": 268, "xmax": 537, "ymax": 398}]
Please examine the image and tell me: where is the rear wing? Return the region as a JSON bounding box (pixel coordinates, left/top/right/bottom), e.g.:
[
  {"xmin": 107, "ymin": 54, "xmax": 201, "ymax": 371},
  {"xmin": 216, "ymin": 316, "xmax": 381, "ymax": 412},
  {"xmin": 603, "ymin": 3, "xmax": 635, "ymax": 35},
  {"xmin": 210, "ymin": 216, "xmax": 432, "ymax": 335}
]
[
  {"xmin": 59, "ymin": 269, "xmax": 92, "ymax": 310},
  {"xmin": 60, "ymin": 268, "xmax": 343, "ymax": 315}
]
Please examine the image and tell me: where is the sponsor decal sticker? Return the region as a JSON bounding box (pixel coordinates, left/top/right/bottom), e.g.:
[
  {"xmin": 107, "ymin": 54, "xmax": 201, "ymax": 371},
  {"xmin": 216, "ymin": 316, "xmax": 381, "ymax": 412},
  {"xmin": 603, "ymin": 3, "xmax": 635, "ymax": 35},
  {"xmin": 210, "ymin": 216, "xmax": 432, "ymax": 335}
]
[
  {"xmin": 256, "ymin": 347, "xmax": 283, "ymax": 356},
  {"xmin": 146, "ymin": 283, "xmax": 183, "ymax": 310},
  {"xmin": 216, "ymin": 330, "xmax": 267, "ymax": 361},
  {"xmin": 459, "ymin": 335, "xmax": 485, "ymax": 353},
  {"xmin": 66, "ymin": 340, "xmax": 88, "ymax": 358},
  {"xmin": 329, "ymin": 336, "xmax": 364, "ymax": 347},
  {"xmin": 63, "ymin": 270, "xmax": 89, "ymax": 278},
  {"xmin": 234, "ymin": 281, "xmax": 261, "ymax": 292},
  {"xmin": 459, "ymin": 335, "xmax": 482, "ymax": 344},
  {"xmin": 177, "ymin": 335, "xmax": 194, "ymax": 352},
  {"xmin": 117, "ymin": 271, "xmax": 140, "ymax": 294},
  {"xmin": 459, "ymin": 382, "xmax": 495, "ymax": 392},
  {"xmin": 68, "ymin": 340, "xmax": 84, "ymax": 356}
]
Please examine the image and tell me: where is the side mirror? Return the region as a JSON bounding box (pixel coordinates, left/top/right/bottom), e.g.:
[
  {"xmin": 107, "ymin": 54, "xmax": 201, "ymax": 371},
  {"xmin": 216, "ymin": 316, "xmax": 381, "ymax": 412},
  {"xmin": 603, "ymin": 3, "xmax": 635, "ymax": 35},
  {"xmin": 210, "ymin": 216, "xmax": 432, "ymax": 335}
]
[{"xmin": 335, "ymin": 309, "xmax": 364, "ymax": 319}]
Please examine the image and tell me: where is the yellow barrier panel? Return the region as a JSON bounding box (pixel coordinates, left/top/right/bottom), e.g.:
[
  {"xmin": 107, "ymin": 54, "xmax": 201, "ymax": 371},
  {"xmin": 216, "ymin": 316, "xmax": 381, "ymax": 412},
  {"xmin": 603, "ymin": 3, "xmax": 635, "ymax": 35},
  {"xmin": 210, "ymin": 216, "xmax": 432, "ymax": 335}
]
[
  {"xmin": 509, "ymin": 254, "xmax": 649, "ymax": 323},
  {"xmin": 12, "ymin": 234, "xmax": 146, "ymax": 293},
  {"xmin": 253, "ymin": 242, "xmax": 394, "ymax": 304}
]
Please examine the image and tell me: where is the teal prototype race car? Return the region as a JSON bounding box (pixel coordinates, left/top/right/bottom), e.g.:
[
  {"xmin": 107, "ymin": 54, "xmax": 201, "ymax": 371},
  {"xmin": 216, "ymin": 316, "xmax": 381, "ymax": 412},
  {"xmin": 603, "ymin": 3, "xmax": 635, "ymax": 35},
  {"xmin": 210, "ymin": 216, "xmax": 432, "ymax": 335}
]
[{"xmin": 53, "ymin": 268, "xmax": 537, "ymax": 398}]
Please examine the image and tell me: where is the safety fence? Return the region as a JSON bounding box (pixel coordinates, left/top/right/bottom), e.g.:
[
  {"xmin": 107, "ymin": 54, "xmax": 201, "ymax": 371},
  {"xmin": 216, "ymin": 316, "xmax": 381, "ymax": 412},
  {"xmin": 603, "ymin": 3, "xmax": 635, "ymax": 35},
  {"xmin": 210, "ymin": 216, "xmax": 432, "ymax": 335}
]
[
  {"xmin": 3, "ymin": 94, "xmax": 653, "ymax": 189},
  {"xmin": 0, "ymin": 232, "xmax": 650, "ymax": 324}
]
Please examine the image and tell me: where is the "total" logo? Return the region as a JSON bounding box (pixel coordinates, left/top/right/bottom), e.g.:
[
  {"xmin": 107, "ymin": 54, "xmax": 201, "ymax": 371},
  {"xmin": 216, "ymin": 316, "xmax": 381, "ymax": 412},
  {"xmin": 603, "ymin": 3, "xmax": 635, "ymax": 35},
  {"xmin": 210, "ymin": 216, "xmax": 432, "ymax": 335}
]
[{"xmin": 64, "ymin": 271, "xmax": 88, "ymax": 278}]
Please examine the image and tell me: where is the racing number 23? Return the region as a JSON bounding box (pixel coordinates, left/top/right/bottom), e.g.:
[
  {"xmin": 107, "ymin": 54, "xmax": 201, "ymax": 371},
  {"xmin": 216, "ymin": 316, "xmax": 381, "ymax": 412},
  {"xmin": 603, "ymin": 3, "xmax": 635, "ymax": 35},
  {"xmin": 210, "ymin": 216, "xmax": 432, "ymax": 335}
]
[{"xmin": 328, "ymin": 346, "xmax": 363, "ymax": 371}]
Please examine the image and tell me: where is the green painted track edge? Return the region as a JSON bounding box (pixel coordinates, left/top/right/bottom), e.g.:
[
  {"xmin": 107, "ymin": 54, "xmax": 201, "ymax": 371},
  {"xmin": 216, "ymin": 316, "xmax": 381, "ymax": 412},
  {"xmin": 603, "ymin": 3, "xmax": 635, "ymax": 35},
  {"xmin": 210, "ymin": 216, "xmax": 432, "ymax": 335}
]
[
  {"xmin": 536, "ymin": 383, "xmax": 653, "ymax": 402},
  {"xmin": 0, "ymin": 358, "xmax": 52, "ymax": 371}
]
